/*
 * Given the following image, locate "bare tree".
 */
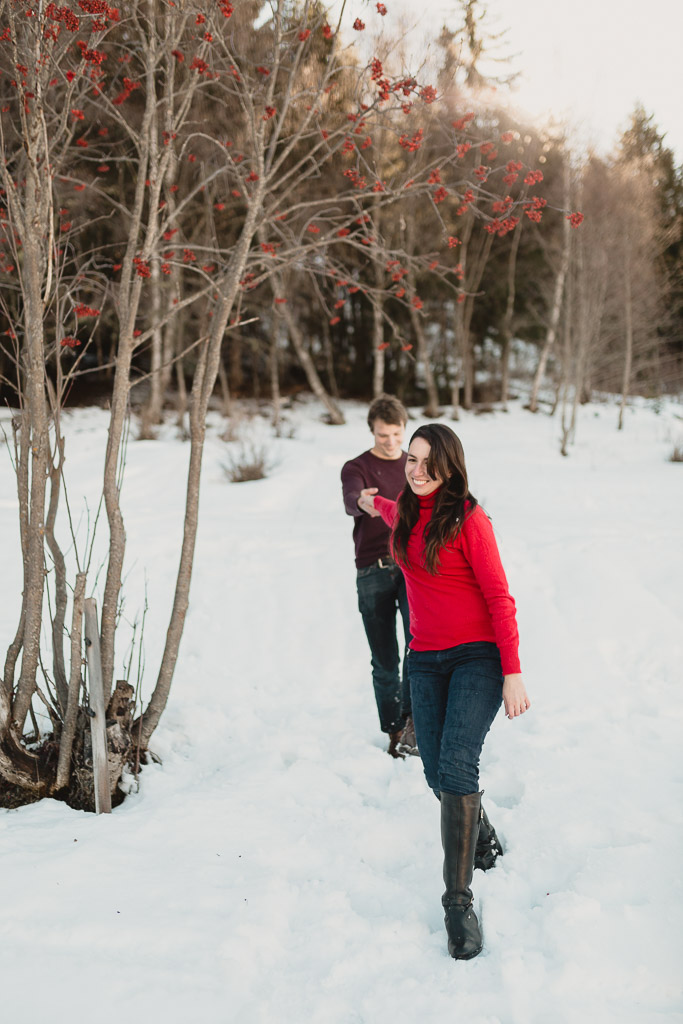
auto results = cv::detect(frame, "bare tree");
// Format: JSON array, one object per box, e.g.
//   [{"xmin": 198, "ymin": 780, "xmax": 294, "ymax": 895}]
[{"xmin": 529, "ymin": 158, "xmax": 572, "ymax": 413}]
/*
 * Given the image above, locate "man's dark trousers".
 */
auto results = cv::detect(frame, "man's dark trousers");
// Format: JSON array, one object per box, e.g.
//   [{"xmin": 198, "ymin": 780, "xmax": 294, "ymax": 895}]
[{"xmin": 356, "ymin": 558, "xmax": 412, "ymax": 734}]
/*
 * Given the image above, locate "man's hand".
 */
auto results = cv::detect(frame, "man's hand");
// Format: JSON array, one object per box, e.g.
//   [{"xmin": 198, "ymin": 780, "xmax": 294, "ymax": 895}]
[
  {"xmin": 358, "ymin": 487, "xmax": 380, "ymax": 517},
  {"xmin": 502, "ymin": 674, "xmax": 531, "ymax": 719}
]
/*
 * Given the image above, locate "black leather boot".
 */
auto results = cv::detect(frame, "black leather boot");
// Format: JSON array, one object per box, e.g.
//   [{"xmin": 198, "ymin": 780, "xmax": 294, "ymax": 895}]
[
  {"xmin": 475, "ymin": 804, "xmax": 504, "ymax": 871},
  {"xmin": 441, "ymin": 790, "xmax": 483, "ymax": 960}
]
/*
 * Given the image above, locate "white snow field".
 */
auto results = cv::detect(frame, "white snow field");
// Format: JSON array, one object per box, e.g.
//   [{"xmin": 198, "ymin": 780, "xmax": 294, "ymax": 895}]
[{"xmin": 0, "ymin": 396, "xmax": 682, "ymax": 1024}]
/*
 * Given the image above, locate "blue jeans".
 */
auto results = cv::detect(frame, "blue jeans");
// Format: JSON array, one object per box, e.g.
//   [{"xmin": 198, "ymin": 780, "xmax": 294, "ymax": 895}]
[
  {"xmin": 407, "ymin": 642, "xmax": 503, "ymax": 796},
  {"xmin": 356, "ymin": 561, "xmax": 412, "ymax": 734}
]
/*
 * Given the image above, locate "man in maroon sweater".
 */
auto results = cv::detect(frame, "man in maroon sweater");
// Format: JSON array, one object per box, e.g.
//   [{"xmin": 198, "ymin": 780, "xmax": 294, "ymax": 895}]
[{"xmin": 340, "ymin": 395, "xmax": 417, "ymax": 758}]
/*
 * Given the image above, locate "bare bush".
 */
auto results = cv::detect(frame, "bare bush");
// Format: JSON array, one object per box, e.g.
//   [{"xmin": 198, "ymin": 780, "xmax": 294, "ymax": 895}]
[{"xmin": 223, "ymin": 441, "xmax": 275, "ymax": 483}]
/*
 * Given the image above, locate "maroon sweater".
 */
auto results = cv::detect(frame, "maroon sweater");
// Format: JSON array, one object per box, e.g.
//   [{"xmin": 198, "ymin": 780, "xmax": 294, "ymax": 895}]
[
  {"xmin": 375, "ymin": 492, "xmax": 521, "ymax": 675},
  {"xmin": 341, "ymin": 450, "xmax": 407, "ymax": 568}
]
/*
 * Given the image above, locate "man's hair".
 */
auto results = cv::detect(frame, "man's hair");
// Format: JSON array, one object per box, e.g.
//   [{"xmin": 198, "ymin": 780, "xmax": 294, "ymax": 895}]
[{"xmin": 367, "ymin": 394, "xmax": 408, "ymax": 430}]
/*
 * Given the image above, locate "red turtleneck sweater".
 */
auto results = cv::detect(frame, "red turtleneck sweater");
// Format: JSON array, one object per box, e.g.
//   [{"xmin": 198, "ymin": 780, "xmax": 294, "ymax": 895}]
[{"xmin": 374, "ymin": 492, "xmax": 521, "ymax": 675}]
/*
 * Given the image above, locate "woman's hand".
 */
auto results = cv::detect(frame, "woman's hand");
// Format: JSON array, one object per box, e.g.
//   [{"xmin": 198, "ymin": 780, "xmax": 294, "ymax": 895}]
[
  {"xmin": 502, "ymin": 674, "xmax": 531, "ymax": 719},
  {"xmin": 358, "ymin": 487, "xmax": 381, "ymax": 517}
]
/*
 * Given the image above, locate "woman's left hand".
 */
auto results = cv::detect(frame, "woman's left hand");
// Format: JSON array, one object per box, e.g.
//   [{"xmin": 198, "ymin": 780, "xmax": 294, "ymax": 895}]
[{"xmin": 502, "ymin": 674, "xmax": 531, "ymax": 719}]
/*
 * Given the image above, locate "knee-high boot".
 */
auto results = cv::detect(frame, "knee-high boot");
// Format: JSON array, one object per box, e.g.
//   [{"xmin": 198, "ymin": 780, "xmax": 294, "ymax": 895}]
[{"xmin": 440, "ymin": 790, "xmax": 483, "ymax": 960}]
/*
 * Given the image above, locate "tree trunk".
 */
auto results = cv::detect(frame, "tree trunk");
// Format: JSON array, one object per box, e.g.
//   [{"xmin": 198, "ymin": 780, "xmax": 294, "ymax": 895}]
[
  {"xmin": 530, "ymin": 162, "xmax": 571, "ymax": 413},
  {"xmin": 404, "ymin": 210, "xmax": 440, "ymax": 414},
  {"xmin": 500, "ymin": 218, "xmax": 524, "ymax": 408},
  {"xmin": 275, "ymin": 287, "xmax": 345, "ymax": 424},
  {"xmin": 140, "ymin": 257, "xmax": 164, "ymax": 437},
  {"xmin": 371, "ymin": 193, "xmax": 386, "ymax": 397},
  {"xmin": 450, "ymin": 300, "xmax": 463, "ymax": 420},
  {"xmin": 55, "ymin": 572, "xmax": 87, "ymax": 791},
  {"xmin": 217, "ymin": 350, "xmax": 233, "ymax": 418},
  {"xmin": 371, "ymin": 294, "xmax": 386, "ymax": 399},
  {"xmin": 99, "ymin": 315, "xmax": 139, "ymax": 703},
  {"xmin": 271, "ymin": 314, "xmax": 282, "ymax": 432},
  {"xmin": 44, "ymin": 433, "xmax": 69, "ymax": 714},
  {"xmin": 3, "ymin": 413, "xmax": 30, "ymax": 713},
  {"xmin": 321, "ymin": 318, "xmax": 340, "ymax": 400},
  {"xmin": 100, "ymin": 19, "xmax": 168, "ymax": 702},
  {"xmin": 139, "ymin": 187, "xmax": 268, "ymax": 746},
  {"xmin": 618, "ymin": 248, "xmax": 633, "ymax": 431},
  {"xmin": 408, "ymin": 293, "xmax": 440, "ymax": 416},
  {"xmin": 11, "ymin": 249, "xmax": 51, "ymax": 731},
  {"xmin": 175, "ymin": 352, "xmax": 188, "ymax": 428},
  {"xmin": 528, "ymin": 240, "xmax": 569, "ymax": 413},
  {"xmin": 451, "ymin": 222, "xmax": 492, "ymax": 413},
  {"xmin": 3, "ymin": 60, "xmax": 54, "ymax": 735},
  {"xmin": 462, "ymin": 331, "xmax": 475, "ymax": 410},
  {"xmin": 559, "ymin": 242, "xmax": 575, "ymax": 455},
  {"xmin": 229, "ymin": 330, "xmax": 244, "ymax": 395}
]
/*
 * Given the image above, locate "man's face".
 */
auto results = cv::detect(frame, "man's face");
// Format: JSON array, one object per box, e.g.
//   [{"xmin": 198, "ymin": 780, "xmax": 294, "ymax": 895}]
[{"xmin": 370, "ymin": 418, "xmax": 405, "ymax": 460}]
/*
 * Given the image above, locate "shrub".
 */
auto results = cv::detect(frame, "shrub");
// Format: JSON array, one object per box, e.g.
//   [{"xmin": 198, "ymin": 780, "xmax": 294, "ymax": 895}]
[{"xmin": 223, "ymin": 441, "xmax": 274, "ymax": 482}]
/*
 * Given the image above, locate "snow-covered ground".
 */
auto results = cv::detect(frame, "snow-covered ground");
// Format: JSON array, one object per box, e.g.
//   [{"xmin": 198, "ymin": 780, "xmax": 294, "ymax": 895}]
[{"xmin": 1, "ymin": 396, "xmax": 682, "ymax": 1024}]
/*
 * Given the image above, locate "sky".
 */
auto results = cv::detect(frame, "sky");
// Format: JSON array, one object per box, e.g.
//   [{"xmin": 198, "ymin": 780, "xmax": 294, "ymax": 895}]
[{"xmin": 354, "ymin": 0, "xmax": 683, "ymax": 161}]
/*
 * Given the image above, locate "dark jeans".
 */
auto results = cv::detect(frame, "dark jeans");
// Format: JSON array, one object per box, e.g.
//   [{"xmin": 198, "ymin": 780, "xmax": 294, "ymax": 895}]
[
  {"xmin": 407, "ymin": 642, "xmax": 503, "ymax": 796},
  {"xmin": 356, "ymin": 561, "xmax": 412, "ymax": 734}
]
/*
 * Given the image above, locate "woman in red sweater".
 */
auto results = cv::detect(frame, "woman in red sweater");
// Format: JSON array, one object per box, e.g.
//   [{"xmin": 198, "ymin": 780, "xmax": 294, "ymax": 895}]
[{"xmin": 359, "ymin": 423, "xmax": 530, "ymax": 961}]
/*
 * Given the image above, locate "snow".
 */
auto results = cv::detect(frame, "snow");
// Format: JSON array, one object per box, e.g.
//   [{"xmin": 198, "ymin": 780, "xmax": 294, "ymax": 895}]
[{"xmin": 1, "ymin": 396, "xmax": 682, "ymax": 1023}]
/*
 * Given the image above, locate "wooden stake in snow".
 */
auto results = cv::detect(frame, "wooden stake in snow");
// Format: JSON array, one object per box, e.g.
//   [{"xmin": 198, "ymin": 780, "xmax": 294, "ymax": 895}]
[{"xmin": 83, "ymin": 599, "xmax": 112, "ymax": 815}]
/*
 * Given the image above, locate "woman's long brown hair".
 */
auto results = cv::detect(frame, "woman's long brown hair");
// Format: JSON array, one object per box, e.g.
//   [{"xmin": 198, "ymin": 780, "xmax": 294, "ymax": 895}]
[{"xmin": 392, "ymin": 424, "xmax": 478, "ymax": 574}]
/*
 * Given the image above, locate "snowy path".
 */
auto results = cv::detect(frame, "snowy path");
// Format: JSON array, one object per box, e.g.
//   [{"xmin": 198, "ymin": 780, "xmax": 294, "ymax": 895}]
[{"xmin": 1, "ymin": 399, "xmax": 681, "ymax": 1023}]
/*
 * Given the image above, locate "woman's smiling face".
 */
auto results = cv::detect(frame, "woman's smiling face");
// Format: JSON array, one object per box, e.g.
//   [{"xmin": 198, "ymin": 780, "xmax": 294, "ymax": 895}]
[{"xmin": 405, "ymin": 436, "xmax": 443, "ymax": 496}]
